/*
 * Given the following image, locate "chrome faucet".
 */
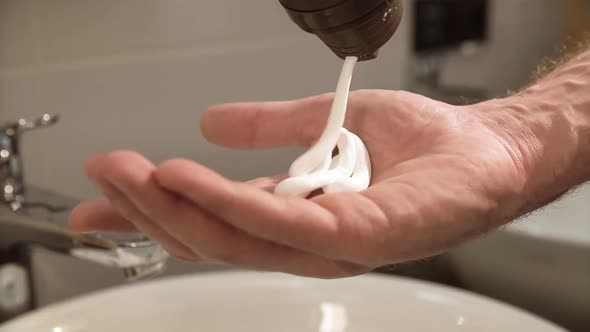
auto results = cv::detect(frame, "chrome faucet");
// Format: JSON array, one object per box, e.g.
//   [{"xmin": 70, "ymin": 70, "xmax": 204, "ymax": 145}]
[
  {"xmin": 1, "ymin": 114, "xmax": 59, "ymax": 211},
  {"xmin": 0, "ymin": 113, "xmax": 168, "ymax": 289}
]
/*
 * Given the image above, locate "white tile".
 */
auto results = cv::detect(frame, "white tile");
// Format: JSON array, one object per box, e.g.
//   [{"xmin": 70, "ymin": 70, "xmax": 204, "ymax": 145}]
[
  {"xmin": 1, "ymin": 0, "xmax": 408, "ymax": 199},
  {"xmin": 28, "ymin": 0, "xmax": 308, "ymax": 64},
  {"xmin": 0, "ymin": 72, "xmax": 52, "ymax": 196},
  {"xmin": 0, "ymin": 73, "xmax": 43, "ymax": 122},
  {"xmin": 0, "ymin": 0, "xmax": 35, "ymax": 69},
  {"xmin": 15, "ymin": 41, "xmax": 404, "ymax": 199}
]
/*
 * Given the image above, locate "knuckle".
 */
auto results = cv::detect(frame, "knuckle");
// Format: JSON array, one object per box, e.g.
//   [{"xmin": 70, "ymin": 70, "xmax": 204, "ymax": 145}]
[
  {"xmin": 350, "ymin": 89, "xmax": 373, "ymax": 98},
  {"xmin": 157, "ymin": 158, "xmax": 189, "ymax": 174},
  {"xmin": 104, "ymin": 151, "xmax": 152, "ymax": 192},
  {"xmin": 107, "ymin": 151, "xmax": 140, "ymax": 176}
]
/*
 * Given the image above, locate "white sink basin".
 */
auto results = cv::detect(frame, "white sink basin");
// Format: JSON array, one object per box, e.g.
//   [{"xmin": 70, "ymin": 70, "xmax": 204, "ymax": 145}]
[
  {"xmin": 0, "ymin": 271, "xmax": 565, "ymax": 332},
  {"xmin": 449, "ymin": 184, "xmax": 590, "ymax": 331},
  {"xmin": 505, "ymin": 184, "xmax": 590, "ymax": 248}
]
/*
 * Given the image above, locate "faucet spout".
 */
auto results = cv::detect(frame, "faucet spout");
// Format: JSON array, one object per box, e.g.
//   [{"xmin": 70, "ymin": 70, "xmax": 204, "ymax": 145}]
[
  {"xmin": 0, "ymin": 213, "xmax": 168, "ymax": 281},
  {"xmin": 1, "ymin": 114, "xmax": 168, "ymax": 281},
  {"xmin": 1, "ymin": 114, "xmax": 61, "ymax": 211}
]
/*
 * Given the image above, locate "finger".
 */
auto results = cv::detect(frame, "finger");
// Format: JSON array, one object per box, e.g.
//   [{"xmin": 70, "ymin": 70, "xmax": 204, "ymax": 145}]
[
  {"xmin": 99, "ymin": 180, "xmax": 201, "ymax": 262},
  {"xmin": 154, "ymin": 159, "xmax": 374, "ymax": 263},
  {"xmin": 201, "ymin": 93, "xmax": 334, "ymax": 149},
  {"xmin": 87, "ymin": 153, "xmax": 201, "ymax": 262},
  {"xmin": 69, "ymin": 198, "xmax": 138, "ymax": 232},
  {"xmin": 103, "ymin": 154, "xmax": 367, "ymax": 278},
  {"xmin": 360, "ymin": 176, "xmax": 494, "ymax": 262},
  {"xmin": 246, "ymin": 174, "xmax": 287, "ymax": 193}
]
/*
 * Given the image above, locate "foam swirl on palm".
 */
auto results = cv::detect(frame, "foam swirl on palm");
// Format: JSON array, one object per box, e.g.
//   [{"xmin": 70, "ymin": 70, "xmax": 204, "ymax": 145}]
[{"xmin": 275, "ymin": 57, "xmax": 372, "ymax": 198}]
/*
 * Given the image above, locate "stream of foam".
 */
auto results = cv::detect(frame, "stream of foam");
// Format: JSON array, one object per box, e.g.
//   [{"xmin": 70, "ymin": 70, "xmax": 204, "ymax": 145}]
[{"xmin": 275, "ymin": 57, "xmax": 372, "ymax": 197}]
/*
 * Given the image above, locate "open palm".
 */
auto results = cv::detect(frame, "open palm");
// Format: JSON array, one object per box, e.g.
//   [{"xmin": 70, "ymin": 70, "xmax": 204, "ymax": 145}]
[{"xmin": 70, "ymin": 90, "xmax": 526, "ymax": 278}]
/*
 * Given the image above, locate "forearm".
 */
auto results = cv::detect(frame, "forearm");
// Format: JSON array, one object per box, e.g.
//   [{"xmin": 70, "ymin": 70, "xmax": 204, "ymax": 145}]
[{"xmin": 479, "ymin": 49, "xmax": 590, "ymax": 217}]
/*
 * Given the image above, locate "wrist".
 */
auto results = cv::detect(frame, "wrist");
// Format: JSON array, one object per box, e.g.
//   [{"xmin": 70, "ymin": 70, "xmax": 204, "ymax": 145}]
[{"xmin": 472, "ymin": 90, "xmax": 585, "ymax": 216}]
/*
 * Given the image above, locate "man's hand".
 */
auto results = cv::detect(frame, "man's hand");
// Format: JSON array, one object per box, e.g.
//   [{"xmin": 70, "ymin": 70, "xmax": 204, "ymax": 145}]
[{"xmin": 69, "ymin": 89, "xmax": 543, "ymax": 278}]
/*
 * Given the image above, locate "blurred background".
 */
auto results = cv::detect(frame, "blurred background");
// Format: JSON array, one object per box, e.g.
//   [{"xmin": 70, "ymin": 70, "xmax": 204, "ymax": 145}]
[{"xmin": 0, "ymin": 0, "xmax": 589, "ymax": 331}]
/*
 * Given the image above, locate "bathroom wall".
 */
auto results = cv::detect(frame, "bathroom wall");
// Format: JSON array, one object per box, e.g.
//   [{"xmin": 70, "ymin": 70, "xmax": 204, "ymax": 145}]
[
  {"xmin": 407, "ymin": 0, "xmax": 566, "ymax": 96},
  {"xmin": 1, "ymin": 0, "xmax": 570, "ymax": 201},
  {"xmin": 0, "ymin": 0, "xmax": 411, "ymax": 200},
  {"xmin": 2, "ymin": 0, "xmax": 587, "ymax": 313},
  {"xmin": 0, "ymin": 0, "xmax": 410, "ymax": 305}
]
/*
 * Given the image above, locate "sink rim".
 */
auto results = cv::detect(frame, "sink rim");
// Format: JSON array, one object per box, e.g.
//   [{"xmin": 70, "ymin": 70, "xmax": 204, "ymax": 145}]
[
  {"xmin": 0, "ymin": 270, "xmax": 567, "ymax": 332},
  {"xmin": 504, "ymin": 221, "xmax": 590, "ymax": 249},
  {"xmin": 501, "ymin": 184, "xmax": 590, "ymax": 249}
]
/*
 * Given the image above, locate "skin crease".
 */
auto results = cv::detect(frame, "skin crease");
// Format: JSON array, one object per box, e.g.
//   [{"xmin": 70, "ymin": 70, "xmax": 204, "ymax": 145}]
[{"xmin": 69, "ymin": 49, "xmax": 590, "ymax": 279}]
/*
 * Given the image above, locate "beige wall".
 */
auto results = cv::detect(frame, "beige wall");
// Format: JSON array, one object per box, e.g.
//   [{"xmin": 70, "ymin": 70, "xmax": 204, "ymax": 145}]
[
  {"xmin": 2, "ymin": 0, "xmax": 588, "ymax": 308},
  {"xmin": 0, "ymin": 0, "xmax": 410, "ymax": 200},
  {"xmin": 563, "ymin": 0, "xmax": 590, "ymax": 49},
  {"xmin": 0, "ymin": 0, "xmax": 573, "ymax": 202}
]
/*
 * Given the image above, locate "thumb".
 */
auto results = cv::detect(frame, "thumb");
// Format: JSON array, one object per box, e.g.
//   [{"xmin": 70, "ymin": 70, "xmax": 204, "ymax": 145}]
[{"xmin": 200, "ymin": 93, "xmax": 334, "ymax": 149}]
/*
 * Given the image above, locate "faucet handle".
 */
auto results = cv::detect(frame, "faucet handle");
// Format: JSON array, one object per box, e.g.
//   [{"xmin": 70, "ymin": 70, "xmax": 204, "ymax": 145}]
[
  {"xmin": 0, "ymin": 114, "xmax": 59, "ymax": 136},
  {"xmin": 1, "ymin": 114, "xmax": 60, "ymax": 209}
]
